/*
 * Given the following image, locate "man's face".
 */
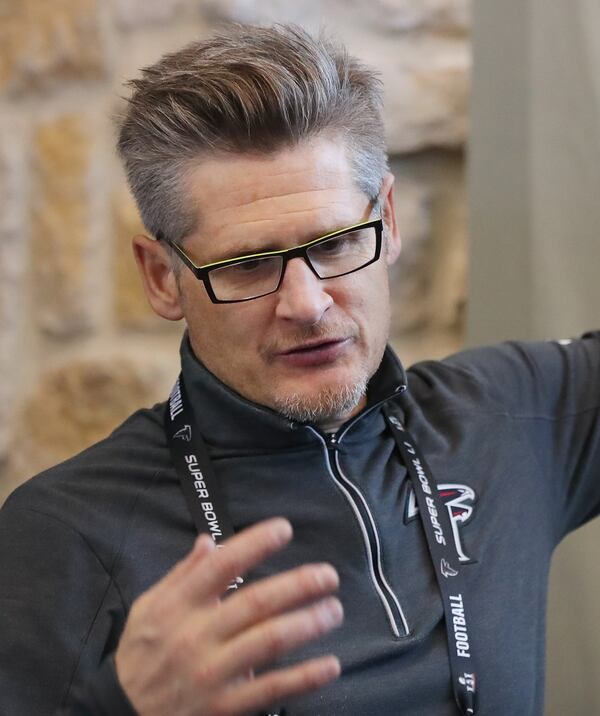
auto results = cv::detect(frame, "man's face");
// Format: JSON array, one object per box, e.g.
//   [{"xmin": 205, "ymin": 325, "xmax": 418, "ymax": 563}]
[{"xmin": 175, "ymin": 136, "xmax": 400, "ymax": 423}]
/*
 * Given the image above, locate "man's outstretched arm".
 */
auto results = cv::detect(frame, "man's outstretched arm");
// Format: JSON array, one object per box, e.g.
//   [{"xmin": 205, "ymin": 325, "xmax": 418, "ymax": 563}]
[{"xmin": 114, "ymin": 518, "xmax": 343, "ymax": 715}]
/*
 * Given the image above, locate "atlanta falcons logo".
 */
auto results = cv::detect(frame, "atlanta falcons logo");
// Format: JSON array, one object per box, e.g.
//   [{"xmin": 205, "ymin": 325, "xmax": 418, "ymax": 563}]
[
  {"xmin": 404, "ymin": 483, "xmax": 477, "ymax": 563},
  {"xmin": 174, "ymin": 425, "xmax": 192, "ymax": 442}
]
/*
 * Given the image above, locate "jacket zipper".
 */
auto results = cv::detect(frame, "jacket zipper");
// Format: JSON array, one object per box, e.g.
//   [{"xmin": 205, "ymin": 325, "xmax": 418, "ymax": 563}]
[{"xmin": 307, "ymin": 427, "xmax": 410, "ymax": 638}]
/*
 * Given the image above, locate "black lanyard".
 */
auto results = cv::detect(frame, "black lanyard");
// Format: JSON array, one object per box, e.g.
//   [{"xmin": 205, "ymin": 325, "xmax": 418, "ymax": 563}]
[
  {"xmin": 165, "ymin": 375, "xmax": 477, "ymax": 715},
  {"xmin": 166, "ymin": 377, "xmax": 240, "ymax": 592},
  {"xmin": 383, "ymin": 405, "xmax": 477, "ymax": 716}
]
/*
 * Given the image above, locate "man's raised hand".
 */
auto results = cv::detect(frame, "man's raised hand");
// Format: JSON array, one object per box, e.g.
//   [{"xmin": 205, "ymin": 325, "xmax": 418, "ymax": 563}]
[{"xmin": 115, "ymin": 518, "xmax": 343, "ymax": 715}]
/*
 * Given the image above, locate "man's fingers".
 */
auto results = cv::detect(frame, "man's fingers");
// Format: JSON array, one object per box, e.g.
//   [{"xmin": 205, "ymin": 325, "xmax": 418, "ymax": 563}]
[
  {"xmin": 212, "ymin": 656, "xmax": 341, "ymax": 716},
  {"xmin": 198, "ymin": 518, "xmax": 294, "ymax": 599},
  {"xmin": 159, "ymin": 533, "xmax": 216, "ymax": 590},
  {"xmin": 155, "ymin": 518, "xmax": 292, "ymax": 604},
  {"xmin": 212, "ymin": 596, "xmax": 344, "ymax": 684},
  {"xmin": 216, "ymin": 563, "xmax": 339, "ymax": 639}
]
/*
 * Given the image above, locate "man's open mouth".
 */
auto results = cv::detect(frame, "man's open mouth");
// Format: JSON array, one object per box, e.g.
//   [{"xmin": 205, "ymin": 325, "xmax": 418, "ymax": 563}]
[
  {"xmin": 277, "ymin": 338, "xmax": 351, "ymax": 367},
  {"xmin": 282, "ymin": 339, "xmax": 345, "ymax": 355}
]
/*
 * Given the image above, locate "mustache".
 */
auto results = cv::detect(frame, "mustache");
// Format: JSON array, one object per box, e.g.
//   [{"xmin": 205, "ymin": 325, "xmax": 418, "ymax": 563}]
[{"xmin": 263, "ymin": 322, "xmax": 359, "ymax": 356}]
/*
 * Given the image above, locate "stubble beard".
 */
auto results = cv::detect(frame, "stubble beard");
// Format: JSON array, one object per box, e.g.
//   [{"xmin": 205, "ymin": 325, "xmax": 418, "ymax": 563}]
[
  {"xmin": 265, "ymin": 320, "xmax": 382, "ymax": 425},
  {"xmin": 272, "ymin": 366, "xmax": 369, "ymax": 425}
]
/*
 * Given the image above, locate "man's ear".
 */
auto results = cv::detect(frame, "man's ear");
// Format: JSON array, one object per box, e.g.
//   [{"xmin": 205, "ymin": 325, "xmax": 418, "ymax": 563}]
[
  {"xmin": 132, "ymin": 235, "xmax": 184, "ymax": 321},
  {"xmin": 379, "ymin": 172, "xmax": 402, "ymax": 266}
]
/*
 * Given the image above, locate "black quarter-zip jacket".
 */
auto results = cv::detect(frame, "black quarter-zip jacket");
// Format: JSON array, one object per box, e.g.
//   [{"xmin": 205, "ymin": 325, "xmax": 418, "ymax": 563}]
[{"xmin": 1, "ymin": 333, "xmax": 600, "ymax": 715}]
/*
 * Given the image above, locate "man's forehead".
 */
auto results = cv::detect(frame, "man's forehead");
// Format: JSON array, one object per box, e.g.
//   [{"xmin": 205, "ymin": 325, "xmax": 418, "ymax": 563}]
[
  {"xmin": 185, "ymin": 138, "xmax": 357, "ymax": 213},
  {"xmin": 182, "ymin": 137, "xmax": 366, "ymax": 252}
]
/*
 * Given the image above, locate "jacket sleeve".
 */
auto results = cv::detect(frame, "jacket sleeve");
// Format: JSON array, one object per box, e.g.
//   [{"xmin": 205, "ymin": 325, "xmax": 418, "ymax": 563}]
[
  {"xmin": 443, "ymin": 330, "xmax": 600, "ymax": 540},
  {"xmin": 0, "ymin": 504, "xmax": 137, "ymax": 715},
  {"xmin": 66, "ymin": 656, "xmax": 138, "ymax": 716}
]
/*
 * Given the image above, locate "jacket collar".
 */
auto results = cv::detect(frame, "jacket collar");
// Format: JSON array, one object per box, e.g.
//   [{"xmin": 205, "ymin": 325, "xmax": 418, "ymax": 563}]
[{"xmin": 180, "ymin": 333, "xmax": 407, "ymax": 454}]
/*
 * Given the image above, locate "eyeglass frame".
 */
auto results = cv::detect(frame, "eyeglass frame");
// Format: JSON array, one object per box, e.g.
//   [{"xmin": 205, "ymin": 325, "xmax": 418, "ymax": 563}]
[{"xmin": 155, "ymin": 216, "xmax": 384, "ymax": 304}]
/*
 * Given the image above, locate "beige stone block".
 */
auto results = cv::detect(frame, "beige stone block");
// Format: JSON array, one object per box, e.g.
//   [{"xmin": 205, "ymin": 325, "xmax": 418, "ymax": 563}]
[
  {"xmin": 200, "ymin": 0, "xmax": 470, "ymax": 34},
  {"xmin": 0, "ymin": 129, "xmax": 27, "ymax": 462},
  {"xmin": 31, "ymin": 114, "xmax": 94, "ymax": 336},
  {"xmin": 2, "ymin": 355, "xmax": 168, "ymax": 502},
  {"xmin": 389, "ymin": 177, "xmax": 433, "ymax": 332},
  {"xmin": 198, "ymin": 0, "xmax": 322, "ymax": 25},
  {"xmin": 113, "ymin": 190, "xmax": 166, "ymax": 330},
  {"xmin": 376, "ymin": 36, "xmax": 470, "ymax": 154},
  {"xmin": 370, "ymin": 0, "xmax": 471, "ymax": 33},
  {"xmin": 0, "ymin": 0, "xmax": 105, "ymax": 92},
  {"xmin": 426, "ymin": 179, "xmax": 467, "ymax": 330},
  {"xmin": 388, "ymin": 152, "xmax": 467, "ymax": 337},
  {"xmin": 391, "ymin": 329, "xmax": 464, "ymax": 368},
  {"xmin": 112, "ymin": 0, "xmax": 186, "ymax": 29}
]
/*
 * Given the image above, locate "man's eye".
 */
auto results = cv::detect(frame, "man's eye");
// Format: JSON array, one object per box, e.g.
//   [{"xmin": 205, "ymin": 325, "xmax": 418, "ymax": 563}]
[
  {"xmin": 313, "ymin": 237, "xmax": 348, "ymax": 255},
  {"xmin": 234, "ymin": 259, "xmax": 264, "ymax": 273}
]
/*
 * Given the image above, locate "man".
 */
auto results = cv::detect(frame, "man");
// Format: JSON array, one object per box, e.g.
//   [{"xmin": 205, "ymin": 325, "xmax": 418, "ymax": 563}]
[{"xmin": 0, "ymin": 23, "xmax": 599, "ymax": 716}]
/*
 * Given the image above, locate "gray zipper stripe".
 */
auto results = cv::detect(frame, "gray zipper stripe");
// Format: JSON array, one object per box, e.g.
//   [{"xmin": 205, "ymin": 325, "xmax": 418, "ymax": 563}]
[
  {"xmin": 334, "ymin": 451, "xmax": 410, "ymax": 636},
  {"xmin": 308, "ymin": 428, "xmax": 407, "ymax": 638}
]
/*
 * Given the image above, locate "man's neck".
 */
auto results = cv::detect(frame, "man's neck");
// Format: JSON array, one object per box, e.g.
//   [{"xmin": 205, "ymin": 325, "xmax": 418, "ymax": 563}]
[{"xmin": 317, "ymin": 395, "xmax": 367, "ymax": 434}]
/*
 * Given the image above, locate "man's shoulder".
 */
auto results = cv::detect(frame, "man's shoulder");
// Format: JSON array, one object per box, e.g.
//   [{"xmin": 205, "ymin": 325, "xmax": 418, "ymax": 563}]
[
  {"xmin": 2, "ymin": 402, "xmax": 171, "ymax": 539},
  {"xmin": 405, "ymin": 332, "xmax": 600, "ymax": 417},
  {"xmin": 405, "ymin": 342, "xmax": 511, "ymax": 413}
]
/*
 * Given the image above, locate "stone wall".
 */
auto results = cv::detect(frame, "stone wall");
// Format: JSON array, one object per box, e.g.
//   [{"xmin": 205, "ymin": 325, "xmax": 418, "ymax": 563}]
[{"xmin": 0, "ymin": 0, "xmax": 471, "ymax": 502}]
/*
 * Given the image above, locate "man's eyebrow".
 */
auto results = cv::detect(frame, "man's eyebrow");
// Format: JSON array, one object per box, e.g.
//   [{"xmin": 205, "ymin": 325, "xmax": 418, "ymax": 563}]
[
  {"xmin": 205, "ymin": 219, "xmax": 365, "ymax": 265},
  {"xmin": 206, "ymin": 242, "xmax": 284, "ymax": 264},
  {"xmin": 204, "ymin": 233, "xmax": 313, "ymax": 264}
]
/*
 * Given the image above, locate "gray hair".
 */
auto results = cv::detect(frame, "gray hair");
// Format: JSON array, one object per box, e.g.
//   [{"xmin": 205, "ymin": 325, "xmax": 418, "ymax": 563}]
[{"xmin": 115, "ymin": 24, "xmax": 389, "ymax": 245}]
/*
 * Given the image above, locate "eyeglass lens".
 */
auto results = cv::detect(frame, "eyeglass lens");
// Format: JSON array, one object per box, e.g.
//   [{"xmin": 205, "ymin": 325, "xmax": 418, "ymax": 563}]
[{"xmin": 208, "ymin": 225, "xmax": 377, "ymax": 301}]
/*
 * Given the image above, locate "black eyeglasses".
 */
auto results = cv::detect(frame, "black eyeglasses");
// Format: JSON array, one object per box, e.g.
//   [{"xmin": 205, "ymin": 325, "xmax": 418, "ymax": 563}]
[{"xmin": 156, "ymin": 217, "xmax": 383, "ymax": 304}]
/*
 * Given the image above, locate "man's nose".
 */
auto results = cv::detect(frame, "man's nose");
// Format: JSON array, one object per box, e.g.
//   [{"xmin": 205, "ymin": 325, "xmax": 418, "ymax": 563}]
[{"xmin": 274, "ymin": 257, "xmax": 333, "ymax": 324}]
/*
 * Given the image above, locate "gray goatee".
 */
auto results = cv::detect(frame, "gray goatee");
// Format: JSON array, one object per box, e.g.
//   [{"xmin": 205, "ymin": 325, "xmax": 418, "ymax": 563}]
[{"xmin": 273, "ymin": 377, "xmax": 368, "ymax": 425}]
